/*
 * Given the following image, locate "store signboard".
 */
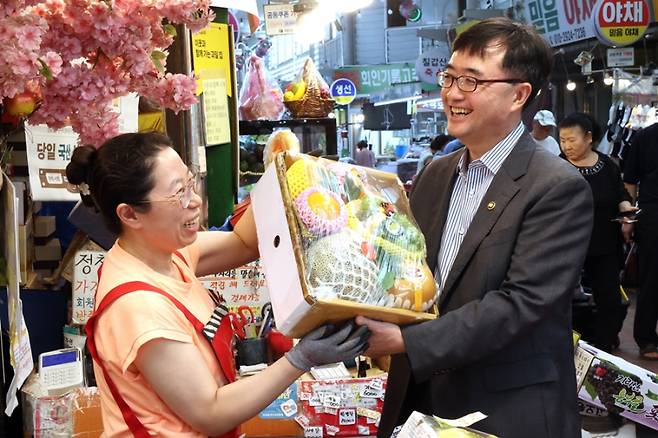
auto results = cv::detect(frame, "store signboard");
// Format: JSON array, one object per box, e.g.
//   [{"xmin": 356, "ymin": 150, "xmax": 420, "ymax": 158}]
[
  {"xmin": 521, "ymin": 0, "xmax": 597, "ymax": 47},
  {"xmin": 594, "ymin": 0, "xmax": 650, "ymax": 46},
  {"xmin": 607, "ymin": 47, "xmax": 635, "ymax": 66},
  {"xmin": 332, "ymin": 64, "xmax": 419, "ymax": 96},
  {"xmin": 263, "ymin": 4, "xmax": 298, "ymax": 36},
  {"xmin": 330, "ymin": 78, "xmax": 357, "ymax": 105},
  {"xmin": 415, "ymin": 44, "xmax": 450, "ymax": 85},
  {"xmin": 72, "ymin": 250, "xmax": 105, "ymax": 324}
]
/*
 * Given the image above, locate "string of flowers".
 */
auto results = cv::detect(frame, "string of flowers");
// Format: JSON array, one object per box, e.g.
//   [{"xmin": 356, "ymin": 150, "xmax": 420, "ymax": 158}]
[{"xmin": 0, "ymin": 0, "xmax": 213, "ymax": 150}]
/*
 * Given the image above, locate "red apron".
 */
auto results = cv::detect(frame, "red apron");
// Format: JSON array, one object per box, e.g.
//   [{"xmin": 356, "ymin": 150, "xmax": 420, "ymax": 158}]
[{"xmin": 86, "ymin": 252, "xmax": 239, "ymax": 438}]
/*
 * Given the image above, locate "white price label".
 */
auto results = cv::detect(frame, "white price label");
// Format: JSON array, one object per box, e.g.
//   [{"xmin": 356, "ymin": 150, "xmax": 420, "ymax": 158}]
[{"xmin": 339, "ymin": 408, "xmax": 356, "ymax": 425}]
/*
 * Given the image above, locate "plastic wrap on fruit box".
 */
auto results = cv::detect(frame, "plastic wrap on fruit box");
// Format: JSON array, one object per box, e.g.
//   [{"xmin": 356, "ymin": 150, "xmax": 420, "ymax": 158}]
[
  {"xmin": 239, "ymin": 55, "xmax": 285, "ymax": 121},
  {"xmin": 297, "ymin": 375, "xmax": 387, "ymax": 436},
  {"xmin": 284, "ymin": 153, "xmax": 437, "ymax": 312},
  {"xmin": 396, "ymin": 411, "xmax": 497, "ymax": 438},
  {"xmin": 21, "ymin": 372, "xmax": 102, "ymax": 438}
]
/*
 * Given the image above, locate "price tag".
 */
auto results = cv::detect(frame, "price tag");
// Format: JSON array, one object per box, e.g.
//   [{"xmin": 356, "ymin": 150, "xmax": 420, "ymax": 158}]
[
  {"xmin": 339, "ymin": 408, "xmax": 356, "ymax": 425},
  {"xmin": 304, "ymin": 426, "xmax": 323, "ymax": 438}
]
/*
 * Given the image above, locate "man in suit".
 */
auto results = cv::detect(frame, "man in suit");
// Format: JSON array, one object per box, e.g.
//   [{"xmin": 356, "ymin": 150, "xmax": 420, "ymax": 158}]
[{"xmin": 356, "ymin": 18, "xmax": 593, "ymax": 437}]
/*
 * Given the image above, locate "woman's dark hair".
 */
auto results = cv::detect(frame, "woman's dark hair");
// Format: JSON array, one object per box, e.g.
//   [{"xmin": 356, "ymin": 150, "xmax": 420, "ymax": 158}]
[
  {"xmin": 452, "ymin": 17, "xmax": 553, "ymax": 110},
  {"xmin": 558, "ymin": 112, "xmax": 602, "ymax": 144},
  {"xmin": 66, "ymin": 132, "xmax": 174, "ymax": 234},
  {"xmin": 357, "ymin": 140, "xmax": 368, "ymax": 150}
]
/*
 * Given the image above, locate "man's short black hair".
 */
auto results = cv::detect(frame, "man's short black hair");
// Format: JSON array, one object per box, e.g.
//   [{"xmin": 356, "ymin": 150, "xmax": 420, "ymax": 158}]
[{"xmin": 452, "ymin": 17, "xmax": 553, "ymax": 110}]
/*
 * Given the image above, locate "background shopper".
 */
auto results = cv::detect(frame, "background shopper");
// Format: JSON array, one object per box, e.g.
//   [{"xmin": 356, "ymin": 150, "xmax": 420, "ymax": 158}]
[
  {"xmin": 355, "ymin": 139, "xmax": 375, "ymax": 167},
  {"xmin": 531, "ymin": 109, "xmax": 561, "ymax": 155},
  {"xmin": 559, "ymin": 112, "xmax": 635, "ymax": 352},
  {"xmin": 623, "ymin": 122, "xmax": 658, "ymax": 359}
]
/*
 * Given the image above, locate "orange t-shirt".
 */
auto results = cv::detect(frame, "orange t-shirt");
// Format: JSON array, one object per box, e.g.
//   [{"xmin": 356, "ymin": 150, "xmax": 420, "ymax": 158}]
[{"xmin": 93, "ymin": 242, "xmax": 226, "ymax": 437}]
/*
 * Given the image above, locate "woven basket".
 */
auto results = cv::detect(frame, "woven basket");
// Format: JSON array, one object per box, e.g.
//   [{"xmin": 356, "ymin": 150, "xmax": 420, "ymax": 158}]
[{"xmin": 284, "ymin": 59, "xmax": 335, "ymax": 118}]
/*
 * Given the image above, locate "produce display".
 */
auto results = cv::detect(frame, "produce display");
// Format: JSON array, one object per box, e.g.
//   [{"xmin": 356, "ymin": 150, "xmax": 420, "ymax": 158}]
[
  {"xmin": 283, "ymin": 153, "xmax": 437, "ymax": 312},
  {"xmin": 238, "ymin": 55, "xmax": 284, "ymax": 121}
]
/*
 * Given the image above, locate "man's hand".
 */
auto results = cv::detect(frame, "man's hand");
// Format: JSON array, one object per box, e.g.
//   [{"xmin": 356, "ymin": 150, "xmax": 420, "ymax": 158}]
[
  {"xmin": 622, "ymin": 222, "xmax": 635, "ymax": 244},
  {"xmin": 355, "ymin": 316, "xmax": 405, "ymax": 357}
]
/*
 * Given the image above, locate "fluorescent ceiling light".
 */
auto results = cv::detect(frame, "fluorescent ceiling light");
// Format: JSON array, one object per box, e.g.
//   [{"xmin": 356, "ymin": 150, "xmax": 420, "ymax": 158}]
[{"xmin": 373, "ymin": 95, "xmax": 421, "ymax": 106}]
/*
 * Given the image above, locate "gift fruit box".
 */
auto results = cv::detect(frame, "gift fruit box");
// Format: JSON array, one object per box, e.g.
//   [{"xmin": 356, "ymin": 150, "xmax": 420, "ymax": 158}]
[{"xmin": 251, "ymin": 152, "xmax": 437, "ymax": 337}]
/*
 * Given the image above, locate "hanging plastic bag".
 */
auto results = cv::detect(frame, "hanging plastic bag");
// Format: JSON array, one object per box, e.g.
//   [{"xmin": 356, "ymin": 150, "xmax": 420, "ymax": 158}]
[{"xmin": 238, "ymin": 55, "xmax": 284, "ymax": 121}]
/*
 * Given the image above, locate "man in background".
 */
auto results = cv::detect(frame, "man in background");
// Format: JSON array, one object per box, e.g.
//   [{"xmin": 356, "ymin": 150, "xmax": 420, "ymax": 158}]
[
  {"xmin": 623, "ymin": 122, "xmax": 658, "ymax": 359},
  {"xmin": 531, "ymin": 109, "xmax": 560, "ymax": 155}
]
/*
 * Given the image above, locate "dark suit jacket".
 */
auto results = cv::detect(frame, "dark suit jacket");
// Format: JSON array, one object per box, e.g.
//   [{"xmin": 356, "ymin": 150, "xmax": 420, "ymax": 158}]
[{"xmin": 378, "ymin": 133, "xmax": 593, "ymax": 438}]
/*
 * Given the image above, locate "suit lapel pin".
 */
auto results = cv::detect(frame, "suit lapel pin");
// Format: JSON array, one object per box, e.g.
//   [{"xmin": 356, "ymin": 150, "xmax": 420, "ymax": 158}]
[{"xmin": 487, "ymin": 201, "xmax": 496, "ymax": 210}]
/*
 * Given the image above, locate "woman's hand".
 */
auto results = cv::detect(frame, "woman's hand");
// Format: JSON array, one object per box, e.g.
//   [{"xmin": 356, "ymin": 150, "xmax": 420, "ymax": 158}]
[{"xmin": 285, "ymin": 321, "xmax": 370, "ymax": 371}]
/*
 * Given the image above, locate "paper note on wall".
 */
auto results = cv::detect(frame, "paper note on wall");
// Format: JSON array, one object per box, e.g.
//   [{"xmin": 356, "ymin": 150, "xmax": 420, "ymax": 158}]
[
  {"xmin": 199, "ymin": 260, "xmax": 270, "ymax": 319},
  {"xmin": 201, "ymin": 78, "xmax": 231, "ymax": 145}
]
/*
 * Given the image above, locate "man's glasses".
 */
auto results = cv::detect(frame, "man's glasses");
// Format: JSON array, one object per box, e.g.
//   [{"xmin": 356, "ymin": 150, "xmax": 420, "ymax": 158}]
[
  {"xmin": 135, "ymin": 171, "xmax": 200, "ymax": 209},
  {"xmin": 437, "ymin": 72, "xmax": 525, "ymax": 93}
]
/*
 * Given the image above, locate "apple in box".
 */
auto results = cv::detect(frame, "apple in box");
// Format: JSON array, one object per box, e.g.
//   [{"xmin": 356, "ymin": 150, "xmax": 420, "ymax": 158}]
[{"xmin": 251, "ymin": 151, "xmax": 437, "ymax": 338}]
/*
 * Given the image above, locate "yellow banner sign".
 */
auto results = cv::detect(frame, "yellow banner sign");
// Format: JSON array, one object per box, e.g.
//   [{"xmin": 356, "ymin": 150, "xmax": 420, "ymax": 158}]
[{"xmin": 191, "ymin": 23, "xmax": 232, "ymax": 96}]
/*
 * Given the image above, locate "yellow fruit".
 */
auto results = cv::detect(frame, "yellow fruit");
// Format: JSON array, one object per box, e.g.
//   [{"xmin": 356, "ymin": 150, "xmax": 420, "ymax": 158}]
[{"xmin": 284, "ymin": 91, "xmax": 294, "ymax": 101}]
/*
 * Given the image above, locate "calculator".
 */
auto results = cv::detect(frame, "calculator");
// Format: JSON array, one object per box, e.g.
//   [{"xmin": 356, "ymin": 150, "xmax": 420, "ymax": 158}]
[{"xmin": 38, "ymin": 348, "xmax": 84, "ymax": 395}]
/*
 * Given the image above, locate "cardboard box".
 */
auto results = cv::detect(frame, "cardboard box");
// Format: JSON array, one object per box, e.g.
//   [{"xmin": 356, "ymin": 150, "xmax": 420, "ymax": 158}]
[
  {"xmin": 576, "ymin": 341, "xmax": 658, "ymax": 430},
  {"xmin": 34, "ymin": 215, "xmax": 56, "ymax": 238},
  {"xmin": 251, "ymin": 153, "xmax": 436, "ymax": 338},
  {"xmin": 21, "ymin": 372, "xmax": 102, "ymax": 438},
  {"xmin": 34, "ymin": 238, "xmax": 62, "ymax": 262}
]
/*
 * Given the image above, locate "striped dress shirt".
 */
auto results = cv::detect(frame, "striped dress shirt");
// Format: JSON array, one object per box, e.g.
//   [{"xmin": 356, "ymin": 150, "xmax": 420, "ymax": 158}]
[{"xmin": 436, "ymin": 122, "xmax": 525, "ymax": 295}]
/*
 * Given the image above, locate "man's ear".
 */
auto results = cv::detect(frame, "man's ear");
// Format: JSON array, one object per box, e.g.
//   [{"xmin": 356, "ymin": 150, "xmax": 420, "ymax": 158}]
[
  {"xmin": 513, "ymin": 82, "xmax": 534, "ymax": 111},
  {"xmin": 116, "ymin": 203, "xmax": 143, "ymax": 230}
]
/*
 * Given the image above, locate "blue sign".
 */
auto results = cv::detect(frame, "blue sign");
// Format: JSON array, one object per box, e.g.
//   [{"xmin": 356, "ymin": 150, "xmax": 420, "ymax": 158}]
[
  {"xmin": 259, "ymin": 383, "xmax": 297, "ymax": 419},
  {"xmin": 330, "ymin": 78, "xmax": 357, "ymax": 105}
]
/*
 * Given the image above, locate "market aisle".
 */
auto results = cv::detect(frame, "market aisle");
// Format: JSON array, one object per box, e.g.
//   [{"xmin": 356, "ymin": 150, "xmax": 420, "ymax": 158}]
[{"xmin": 615, "ymin": 291, "xmax": 658, "ymax": 374}]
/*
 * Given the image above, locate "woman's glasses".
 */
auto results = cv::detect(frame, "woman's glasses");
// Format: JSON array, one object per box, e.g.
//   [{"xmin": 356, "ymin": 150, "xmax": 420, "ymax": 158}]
[{"xmin": 135, "ymin": 171, "xmax": 200, "ymax": 209}]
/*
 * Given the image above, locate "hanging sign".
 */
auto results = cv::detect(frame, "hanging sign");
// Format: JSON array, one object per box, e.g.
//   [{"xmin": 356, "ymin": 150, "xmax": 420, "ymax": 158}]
[
  {"xmin": 415, "ymin": 45, "xmax": 450, "ymax": 85},
  {"xmin": 25, "ymin": 123, "xmax": 80, "ymax": 202},
  {"xmin": 330, "ymin": 78, "xmax": 357, "ymax": 105},
  {"xmin": 607, "ymin": 47, "xmax": 635, "ymax": 66},
  {"xmin": 594, "ymin": 0, "xmax": 650, "ymax": 46},
  {"xmin": 263, "ymin": 4, "xmax": 298, "ymax": 36},
  {"xmin": 191, "ymin": 23, "xmax": 232, "ymax": 96},
  {"xmin": 521, "ymin": 0, "xmax": 597, "ymax": 47}
]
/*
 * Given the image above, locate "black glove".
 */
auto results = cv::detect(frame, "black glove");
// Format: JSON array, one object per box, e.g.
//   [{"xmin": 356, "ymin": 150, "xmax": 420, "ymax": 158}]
[{"xmin": 285, "ymin": 321, "xmax": 370, "ymax": 372}]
